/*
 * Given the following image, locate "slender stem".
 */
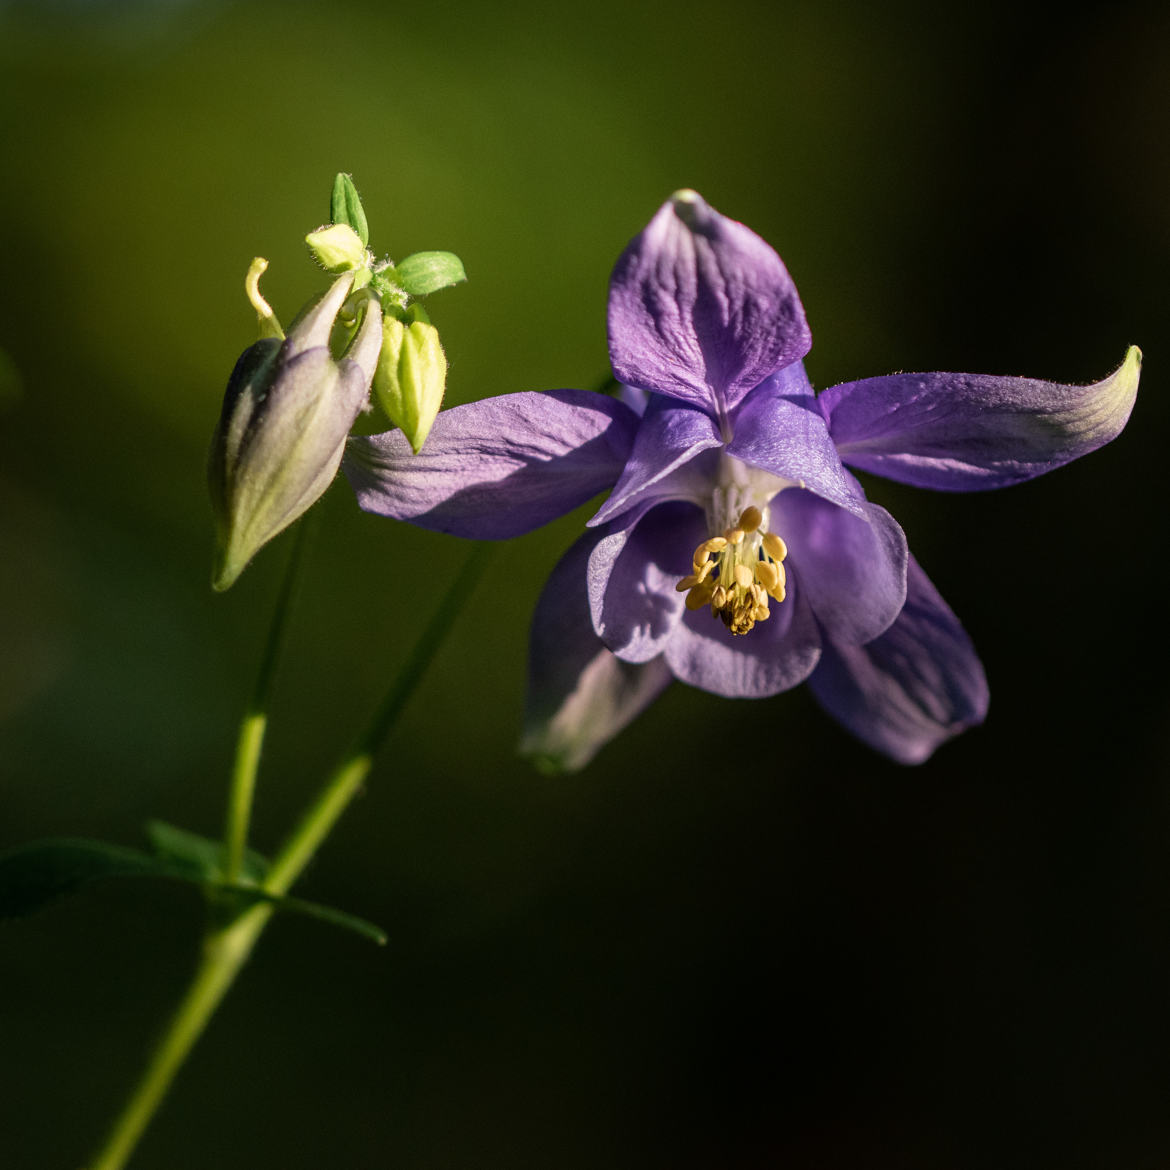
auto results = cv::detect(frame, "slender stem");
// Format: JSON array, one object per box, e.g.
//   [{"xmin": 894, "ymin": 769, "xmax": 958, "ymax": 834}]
[
  {"xmin": 223, "ymin": 521, "xmax": 310, "ymax": 884},
  {"xmin": 84, "ymin": 541, "xmax": 493, "ymax": 1170},
  {"xmin": 264, "ymin": 542, "xmax": 494, "ymax": 895},
  {"xmin": 87, "ymin": 904, "xmax": 273, "ymax": 1170}
]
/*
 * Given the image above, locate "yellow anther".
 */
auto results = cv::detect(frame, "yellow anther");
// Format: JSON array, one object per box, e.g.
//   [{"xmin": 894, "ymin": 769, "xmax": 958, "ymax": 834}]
[
  {"xmin": 676, "ymin": 509, "xmax": 790, "ymax": 636},
  {"xmin": 692, "ymin": 537, "xmax": 727, "ymax": 564},
  {"xmin": 738, "ymin": 506, "xmax": 762, "ymax": 533},
  {"xmin": 762, "ymin": 532, "xmax": 787, "ymax": 562},
  {"xmin": 685, "ymin": 580, "xmax": 716, "ymax": 610}
]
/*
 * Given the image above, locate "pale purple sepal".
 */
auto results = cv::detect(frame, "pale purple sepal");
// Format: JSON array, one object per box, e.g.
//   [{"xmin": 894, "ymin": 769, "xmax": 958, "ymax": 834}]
[
  {"xmin": 820, "ymin": 347, "xmax": 1142, "ymax": 491},
  {"xmin": 521, "ymin": 530, "xmax": 673, "ymax": 772},
  {"xmin": 607, "ymin": 190, "xmax": 811, "ymax": 419},
  {"xmin": 807, "ymin": 557, "xmax": 989, "ymax": 764},
  {"xmin": 343, "ymin": 389, "xmax": 639, "ymax": 539}
]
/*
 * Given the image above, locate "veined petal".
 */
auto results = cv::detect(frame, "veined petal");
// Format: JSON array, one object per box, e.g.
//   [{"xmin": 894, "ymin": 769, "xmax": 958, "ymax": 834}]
[
  {"xmin": 774, "ymin": 491, "xmax": 908, "ymax": 646},
  {"xmin": 807, "ymin": 556, "xmax": 989, "ymax": 764},
  {"xmin": 589, "ymin": 395, "xmax": 723, "ymax": 527},
  {"xmin": 521, "ymin": 530, "xmax": 673, "ymax": 773},
  {"xmin": 727, "ymin": 376, "xmax": 865, "ymax": 515},
  {"xmin": 663, "ymin": 566, "xmax": 822, "ymax": 698},
  {"xmin": 608, "ymin": 190, "xmax": 811, "ymax": 419},
  {"xmin": 820, "ymin": 347, "xmax": 1141, "ymax": 491},
  {"xmin": 588, "ymin": 501, "xmax": 703, "ymax": 663},
  {"xmin": 343, "ymin": 389, "xmax": 638, "ymax": 539}
]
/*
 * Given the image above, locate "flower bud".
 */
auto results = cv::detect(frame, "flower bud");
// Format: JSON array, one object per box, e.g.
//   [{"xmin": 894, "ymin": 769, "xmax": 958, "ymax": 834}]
[
  {"xmin": 372, "ymin": 306, "xmax": 448, "ymax": 454},
  {"xmin": 208, "ymin": 271, "xmax": 382, "ymax": 591},
  {"xmin": 305, "ymin": 223, "xmax": 369, "ymax": 273}
]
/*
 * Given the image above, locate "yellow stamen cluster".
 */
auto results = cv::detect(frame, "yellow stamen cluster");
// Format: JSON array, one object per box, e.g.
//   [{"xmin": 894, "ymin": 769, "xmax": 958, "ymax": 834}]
[{"xmin": 675, "ymin": 505, "xmax": 788, "ymax": 636}]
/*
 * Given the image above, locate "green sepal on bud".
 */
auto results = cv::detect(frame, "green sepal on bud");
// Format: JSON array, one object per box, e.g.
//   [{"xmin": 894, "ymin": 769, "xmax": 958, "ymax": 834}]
[
  {"xmin": 330, "ymin": 173, "xmax": 369, "ymax": 247},
  {"xmin": 306, "ymin": 223, "xmax": 369, "ymax": 273},
  {"xmin": 390, "ymin": 251, "xmax": 467, "ymax": 297},
  {"xmin": 373, "ymin": 305, "xmax": 448, "ymax": 454}
]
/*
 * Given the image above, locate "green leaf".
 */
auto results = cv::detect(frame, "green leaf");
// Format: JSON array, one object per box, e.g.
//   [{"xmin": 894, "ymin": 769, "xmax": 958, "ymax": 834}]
[
  {"xmin": 392, "ymin": 251, "xmax": 467, "ymax": 297},
  {"xmin": 146, "ymin": 820, "xmax": 270, "ymax": 883},
  {"xmin": 0, "ymin": 838, "xmax": 164, "ymax": 919},
  {"xmin": 330, "ymin": 173, "xmax": 369, "ymax": 247},
  {"xmin": 0, "ymin": 835, "xmax": 385, "ymax": 944},
  {"xmin": 246, "ymin": 891, "xmax": 387, "ymax": 945}
]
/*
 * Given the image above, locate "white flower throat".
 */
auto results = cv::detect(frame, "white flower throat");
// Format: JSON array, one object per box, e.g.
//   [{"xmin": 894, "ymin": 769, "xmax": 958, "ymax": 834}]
[{"xmin": 675, "ymin": 500, "xmax": 788, "ymax": 636}]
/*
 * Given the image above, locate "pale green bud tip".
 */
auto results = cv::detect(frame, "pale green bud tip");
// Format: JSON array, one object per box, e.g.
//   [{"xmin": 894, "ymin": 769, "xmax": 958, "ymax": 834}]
[
  {"xmin": 245, "ymin": 258, "xmax": 284, "ymax": 340},
  {"xmin": 372, "ymin": 309, "xmax": 448, "ymax": 453},
  {"xmin": 306, "ymin": 223, "xmax": 368, "ymax": 273}
]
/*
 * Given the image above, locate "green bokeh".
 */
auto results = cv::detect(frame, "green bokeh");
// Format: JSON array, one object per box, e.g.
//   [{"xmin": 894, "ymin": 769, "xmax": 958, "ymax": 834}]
[{"xmin": 1, "ymin": 1, "xmax": 1167, "ymax": 1167}]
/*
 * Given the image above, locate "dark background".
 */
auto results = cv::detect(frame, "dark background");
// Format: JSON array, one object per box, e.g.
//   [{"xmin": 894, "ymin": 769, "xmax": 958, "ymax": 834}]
[{"xmin": 1, "ymin": 0, "xmax": 1167, "ymax": 1167}]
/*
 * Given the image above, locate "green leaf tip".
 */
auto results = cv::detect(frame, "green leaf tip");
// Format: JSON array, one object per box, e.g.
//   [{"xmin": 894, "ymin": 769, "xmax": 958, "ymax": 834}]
[{"xmin": 331, "ymin": 173, "xmax": 369, "ymax": 247}]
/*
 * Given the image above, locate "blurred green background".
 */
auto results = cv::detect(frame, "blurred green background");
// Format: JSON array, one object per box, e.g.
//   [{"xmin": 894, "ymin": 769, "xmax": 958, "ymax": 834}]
[{"xmin": 1, "ymin": 0, "xmax": 1167, "ymax": 1166}]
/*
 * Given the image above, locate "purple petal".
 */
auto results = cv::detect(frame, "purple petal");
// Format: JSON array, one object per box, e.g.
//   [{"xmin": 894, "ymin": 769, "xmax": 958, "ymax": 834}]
[
  {"xmin": 589, "ymin": 395, "xmax": 723, "ymax": 527},
  {"xmin": 807, "ymin": 556, "xmax": 989, "ymax": 764},
  {"xmin": 819, "ymin": 347, "xmax": 1141, "ymax": 491},
  {"xmin": 587, "ymin": 501, "xmax": 703, "ymax": 663},
  {"xmin": 520, "ymin": 530, "xmax": 673, "ymax": 772},
  {"xmin": 607, "ymin": 190, "xmax": 811, "ymax": 420},
  {"xmin": 343, "ymin": 389, "xmax": 638, "ymax": 539},
  {"xmin": 727, "ymin": 374, "xmax": 865, "ymax": 515},
  {"xmin": 773, "ymin": 490, "xmax": 908, "ymax": 645},
  {"xmin": 663, "ymin": 569, "xmax": 822, "ymax": 698}
]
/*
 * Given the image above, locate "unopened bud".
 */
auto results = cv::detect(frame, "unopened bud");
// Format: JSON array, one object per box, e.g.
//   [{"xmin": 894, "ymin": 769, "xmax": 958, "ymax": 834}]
[
  {"xmin": 208, "ymin": 272, "xmax": 382, "ymax": 590},
  {"xmin": 372, "ymin": 306, "xmax": 448, "ymax": 454},
  {"xmin": 306, "ymin": 223, "xmax": 368, "ymax": 273}
]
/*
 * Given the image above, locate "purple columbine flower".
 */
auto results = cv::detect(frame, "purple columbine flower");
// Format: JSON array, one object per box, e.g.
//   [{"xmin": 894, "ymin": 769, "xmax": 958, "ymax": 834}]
[{"xmin": 343, "ymin": 191, "xmax": 1140, "ymax": 769}]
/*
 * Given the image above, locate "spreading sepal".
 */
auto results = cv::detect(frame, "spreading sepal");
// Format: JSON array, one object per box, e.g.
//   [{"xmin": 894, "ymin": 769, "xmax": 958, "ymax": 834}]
[{"xmin": 821, "ymin": 347, "xmax": 1142, "ymax": 491}]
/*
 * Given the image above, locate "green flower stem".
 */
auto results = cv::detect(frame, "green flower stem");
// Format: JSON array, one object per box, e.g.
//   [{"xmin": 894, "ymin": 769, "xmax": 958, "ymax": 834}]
[
  {"xmin": 87, "ymin": 904, "xmax": 274, "ymax": 1170},
  {"xmin": 86, "ymin": 542, "xmax": 494, "ymax": 1170},
  {"xmin": 265, "ymin": 542, "xmax": 495, "ymax": 895},
  {"xmin": 223, "ymin": 521, "xmax": 310, "ymax": 885}
]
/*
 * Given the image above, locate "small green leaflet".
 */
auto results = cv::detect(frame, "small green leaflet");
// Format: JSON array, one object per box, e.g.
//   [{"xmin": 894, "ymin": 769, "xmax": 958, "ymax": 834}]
[
  {"xmin": 0, "ymin": 832, "xmax": 386, "ymax": 945},
  {"xmin": 391, "ymin": 251, "xmax": 467, "ymax": 297}
]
